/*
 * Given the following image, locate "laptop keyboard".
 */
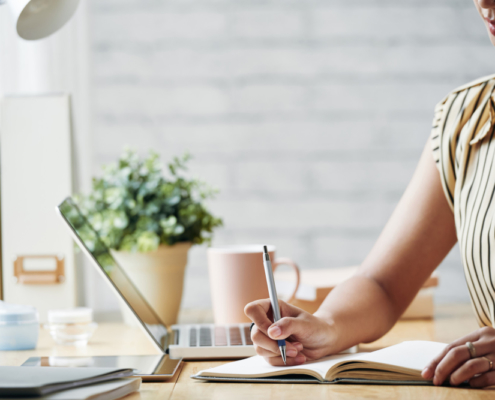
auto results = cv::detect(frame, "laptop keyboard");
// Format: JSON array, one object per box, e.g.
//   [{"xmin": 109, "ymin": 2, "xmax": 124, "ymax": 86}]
[
  {"xmin": 199, "ymin": 327, "xmax": 212, "ymax": 346},
  {"xmin": 187, "ymin": 325, "xmax": 253, "ymax": 347},
  {"xmin": 214, "ymin": 327, "xmax": 227, "ymax": 346},
  {"xmin": 172, "ymin": 328, "xmax": 180, "ymax": 345},
  {"xmin": 189, "ymin": 328, "xmax": 197, "ymax": 347},
  {"xmin": 229, "ymin": 326, "xmax": 242, "ymax": 346},
  {"xmin": 243, "ymin": 326, "xmax": 253, "ymax": 345}
]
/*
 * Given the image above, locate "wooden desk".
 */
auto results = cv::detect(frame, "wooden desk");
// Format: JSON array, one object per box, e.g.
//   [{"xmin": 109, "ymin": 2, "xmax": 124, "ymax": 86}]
[{"xmin": 1, "ymin": 304, "xmax": 492, "ymax": 399}]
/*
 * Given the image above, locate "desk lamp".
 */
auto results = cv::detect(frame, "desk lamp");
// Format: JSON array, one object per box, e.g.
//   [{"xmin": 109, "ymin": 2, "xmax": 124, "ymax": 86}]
[{"xmin": 0, "ymin": 0, "xmax": 80, "ymax": 40}]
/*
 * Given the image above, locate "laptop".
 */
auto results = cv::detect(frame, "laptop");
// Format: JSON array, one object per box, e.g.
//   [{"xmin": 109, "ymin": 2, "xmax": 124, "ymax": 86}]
[{"xmin": 54, "ymin": 197, "xmax": 256, "ymax": 362}]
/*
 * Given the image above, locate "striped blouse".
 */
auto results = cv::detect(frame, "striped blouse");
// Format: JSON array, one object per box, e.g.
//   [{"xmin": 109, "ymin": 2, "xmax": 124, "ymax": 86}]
[{"xmin": 431, "ymin": 73, "xmax": 495, "ymax": 327}]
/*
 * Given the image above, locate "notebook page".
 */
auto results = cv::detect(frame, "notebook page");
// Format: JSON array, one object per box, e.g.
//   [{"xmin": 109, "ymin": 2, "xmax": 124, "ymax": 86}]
[
  {"xmin": 348, "ymin": 341, "xmax": 447, "ymax": 372},
  {"xmin": 197, "ymin": 352, "xmax": 362, "ymax": 380}
]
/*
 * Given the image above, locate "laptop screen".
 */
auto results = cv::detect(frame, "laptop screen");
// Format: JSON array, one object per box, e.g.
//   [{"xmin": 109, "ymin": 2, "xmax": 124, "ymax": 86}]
[{"xmin": 57, "ymin": 197, "xmax": 169, "ymax": 351}]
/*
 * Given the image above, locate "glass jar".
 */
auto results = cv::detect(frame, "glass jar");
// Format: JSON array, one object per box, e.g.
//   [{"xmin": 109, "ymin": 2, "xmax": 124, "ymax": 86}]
[
  {"xmin": 0, "ymin": 301, "xmax": 39, "ymax": 350},
  {"xmin": 45, "ymin": 307, "xmax": 97, "ymax": 346}
]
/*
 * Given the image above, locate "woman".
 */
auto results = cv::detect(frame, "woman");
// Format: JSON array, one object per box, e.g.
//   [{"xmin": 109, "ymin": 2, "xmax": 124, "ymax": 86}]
[{"xmin": 245, "ymin": 0, "xmax": 495, "ymax": 388}]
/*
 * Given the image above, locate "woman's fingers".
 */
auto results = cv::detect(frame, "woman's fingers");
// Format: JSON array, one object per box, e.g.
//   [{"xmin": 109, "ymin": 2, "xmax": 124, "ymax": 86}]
[
  {"xmin": 423, "ymin": 330, "xmax": 483, "ymax": 380},
  {"xmin": 246, "ymin": 299, "xmax": 311, "ymax": 367},
  {"xmin": 449, "ymin": 357, "xmax": 493, "ymax": 386},
  {"xmin": 267, "ymin": 316, "xmax": 309, "ymax": 341},
  {"xmin": 264, "ymin": 353, "xmax": 307, "ymax": 367},
  {"xmin": 256, "ymin": 345, "xmax": 300, "ymax": 358},
  {"xmin": 252, "ymin": 326, "xmax": 279, "ymax": 355},
  {"xmin": 245, "ymin": 299, "xmax": 274, "ymax": 335},
  {"xmin": 469, "ymin": 368, "xmax": 495, "ymax": 388},
  {"xmin": 245, "ymin": 299, "xmax": 304, "ymax": 337},
  {"xmin": 252, "ymin": 325, "xmax": 302, "ymax": 356},
  {"xmin": 430, "ymin": 339, "xmax": 495, "ymax": 385},
  {"xmin": 421, "ymin": 327, "xmax": 495, "ymax": 387},
  {"xmin": 432, "ymin": 344, "xmax": 471, "ymax": 385}
]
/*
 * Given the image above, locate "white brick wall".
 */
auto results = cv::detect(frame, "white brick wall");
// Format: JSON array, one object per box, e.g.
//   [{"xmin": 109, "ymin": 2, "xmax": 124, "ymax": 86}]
[{"xmin": 87, "ymin": 0, "xmax": 495, "ymax": 310}]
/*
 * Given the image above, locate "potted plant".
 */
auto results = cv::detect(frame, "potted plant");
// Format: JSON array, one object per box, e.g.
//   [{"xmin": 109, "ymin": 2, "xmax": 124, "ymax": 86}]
[{"xmin": 75, "ymin": 149, "xmax": 223, "ymax": 326}]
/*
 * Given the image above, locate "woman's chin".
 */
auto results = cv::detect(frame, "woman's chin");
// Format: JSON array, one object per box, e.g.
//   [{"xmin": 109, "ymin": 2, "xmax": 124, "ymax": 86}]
[
  {"xmin": 484, "ymin": 24, "xmax": 495, "ymax": 46},
  {"xmin": 488, "ymin": 32, "xmax": 495, "ymax": 46},
  {"xmin": 488, "ymin": 24, "xmax": 495, "ymax": 38}
]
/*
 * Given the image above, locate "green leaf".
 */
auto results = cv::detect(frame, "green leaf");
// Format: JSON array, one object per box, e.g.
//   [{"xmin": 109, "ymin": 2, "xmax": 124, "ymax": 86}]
[
  {"xmin": 137, "ymin": 231, "xmax": 160, "ymax": 252},
  {"xmin": 74, "ymin": 149, "xmax": 223, "ymax": 253}
]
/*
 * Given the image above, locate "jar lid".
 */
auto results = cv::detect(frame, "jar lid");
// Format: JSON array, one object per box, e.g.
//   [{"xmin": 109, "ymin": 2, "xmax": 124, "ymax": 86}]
[
  {"xmin": 48, "ymin": 307, "xmax": 93, "ymax": 324},
  {"xmin": 0, "ymin": 300, "xmax": 38, "ymax": 325}
]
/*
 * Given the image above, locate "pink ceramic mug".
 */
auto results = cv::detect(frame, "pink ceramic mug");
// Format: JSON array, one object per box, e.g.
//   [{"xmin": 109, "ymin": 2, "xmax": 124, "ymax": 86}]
[{"xmin": 207, "ymin": 244, "xmax": 300, "ymax": 324}]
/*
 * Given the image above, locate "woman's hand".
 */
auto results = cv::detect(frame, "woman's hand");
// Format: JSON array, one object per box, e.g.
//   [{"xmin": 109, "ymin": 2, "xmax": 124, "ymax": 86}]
[
  {"xmin": 422, "ymin": 327, "xmax": 495, "ymax": 387},
  {"xmin": 244, "ymin": 299, "xmax": 337, "ymax": 366}
]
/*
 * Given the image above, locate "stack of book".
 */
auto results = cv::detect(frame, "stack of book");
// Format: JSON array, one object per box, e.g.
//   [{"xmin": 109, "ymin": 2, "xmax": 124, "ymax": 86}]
[
  {"xmin": 275, "ymin": 267, "xmax": 438, "ymax": 319},
  {"xmin": 0, "ymin": 366, "xmax": 141, "ymax": 400}
]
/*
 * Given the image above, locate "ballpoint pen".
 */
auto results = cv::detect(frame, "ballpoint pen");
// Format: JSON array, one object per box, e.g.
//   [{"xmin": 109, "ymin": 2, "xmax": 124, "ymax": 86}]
[{"xmin": 262, "ymin": 245, "xmax": 287, "ymax": 365}]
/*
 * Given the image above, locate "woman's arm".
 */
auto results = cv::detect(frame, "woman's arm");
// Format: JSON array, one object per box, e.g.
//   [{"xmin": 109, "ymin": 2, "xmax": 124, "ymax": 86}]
[
  {"xmin": 315, "ymin": 142, "xmax": 457, "ymax": 348},
  {"xmin": 245, "ymin": 141, "xmax": 458, "ymax": 365}
]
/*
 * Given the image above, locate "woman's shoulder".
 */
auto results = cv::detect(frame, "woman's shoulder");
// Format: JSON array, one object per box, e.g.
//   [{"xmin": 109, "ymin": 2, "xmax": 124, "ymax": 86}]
[
  {"xmin": 451, "ymin": 73, "xmax": 495, "ymax": 94},
  {"xmin": 431, "ymin": 74, "xmax": 495, "ymax": 210},
  {"xmin": 433, "ymin": 73, "xmax": 495, "ymax": 119},
  {"xmin": 437, "ymin": 73, "xmax": 495, "ymax": 106}
]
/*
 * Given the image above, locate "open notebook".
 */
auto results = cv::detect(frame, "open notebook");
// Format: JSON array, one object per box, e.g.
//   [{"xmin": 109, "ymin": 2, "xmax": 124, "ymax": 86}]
[{"xmin": 192, "ymin": 341, "xmax": 447, "ymax": 385}]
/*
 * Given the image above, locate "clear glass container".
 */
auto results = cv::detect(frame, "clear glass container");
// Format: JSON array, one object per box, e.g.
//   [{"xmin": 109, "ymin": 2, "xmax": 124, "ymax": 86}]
[
  {"xmin": 45, "ymin": 308, "xmax": 97, "ymax": 346},
  {"xmin": 0, "ymin": 301, "xmax": 39, "ymax": 350}
]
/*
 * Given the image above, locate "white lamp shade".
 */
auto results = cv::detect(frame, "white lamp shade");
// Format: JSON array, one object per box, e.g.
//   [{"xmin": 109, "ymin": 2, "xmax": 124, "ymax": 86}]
[{"xmin": 9, "ymin": 0, "xmax": 80, "ymax": 40}]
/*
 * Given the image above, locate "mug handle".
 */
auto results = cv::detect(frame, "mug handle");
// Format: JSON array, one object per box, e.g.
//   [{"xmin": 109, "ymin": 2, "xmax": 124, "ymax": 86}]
[{"xmin": 272, "ymin": 258, "xmax": 300, "ymax": 304}]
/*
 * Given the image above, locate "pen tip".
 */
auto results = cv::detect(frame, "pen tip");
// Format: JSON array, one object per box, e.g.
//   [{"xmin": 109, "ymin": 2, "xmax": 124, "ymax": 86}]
[
  {"xmin": 280, "ymin": 346, "xmax": 287, "ymax": 365},
  {"xmin": 263, "ymin": 245, "xmax": 268, "ymax": 254}
]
